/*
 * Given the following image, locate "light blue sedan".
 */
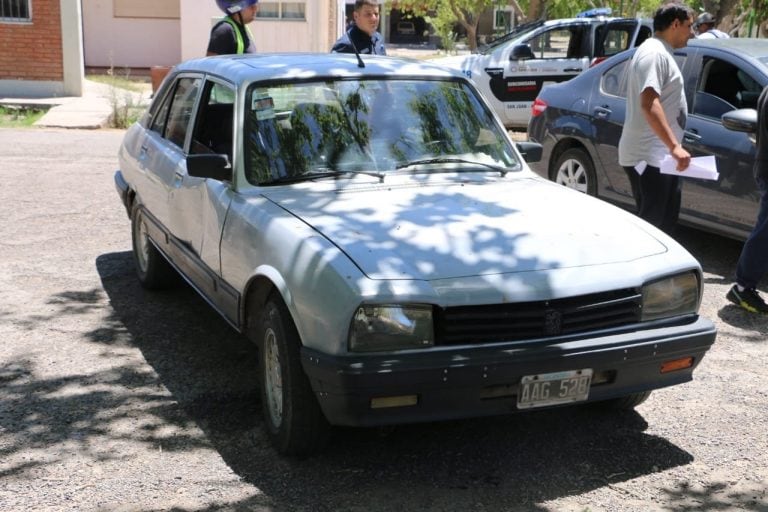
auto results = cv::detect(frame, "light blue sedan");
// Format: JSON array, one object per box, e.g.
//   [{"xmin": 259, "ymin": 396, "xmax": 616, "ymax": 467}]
[{"xmin": 114, "ymin": 53, "xmax": 716, "ymax": 456}]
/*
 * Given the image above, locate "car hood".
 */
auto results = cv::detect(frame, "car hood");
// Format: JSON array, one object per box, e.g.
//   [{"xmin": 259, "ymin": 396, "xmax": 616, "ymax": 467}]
[{"xmin": 261, "ymin": 176, "xmax": 667, "ymax": 281}]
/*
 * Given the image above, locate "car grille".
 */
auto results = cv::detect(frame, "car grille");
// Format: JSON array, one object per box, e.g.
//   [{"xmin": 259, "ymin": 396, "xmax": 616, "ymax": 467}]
[{"xmin": 434, "ymin": 288, "xmax": 642, "ymax": 345}]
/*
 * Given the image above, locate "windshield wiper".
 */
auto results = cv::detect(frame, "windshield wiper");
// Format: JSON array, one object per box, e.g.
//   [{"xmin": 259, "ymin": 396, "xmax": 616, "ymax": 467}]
[
  {"xmin": 395, "ymin": 157, "xmax": 512, "ymax": 176},
  {"xmin": 259, "ymin": 169, "xmax": 385, "ymax": 186}
]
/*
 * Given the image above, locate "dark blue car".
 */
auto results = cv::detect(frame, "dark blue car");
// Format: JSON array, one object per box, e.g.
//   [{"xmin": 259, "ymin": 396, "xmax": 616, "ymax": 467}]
[{"xmin": 528, "ymin": 38, "xmax": 768, "ymax": 241}]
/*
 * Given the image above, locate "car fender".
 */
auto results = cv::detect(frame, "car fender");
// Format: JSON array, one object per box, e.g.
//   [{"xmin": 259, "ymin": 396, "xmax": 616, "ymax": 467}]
[{"xmin": 546, "ymin": 112, "xmax": 597, "ymax": 163}]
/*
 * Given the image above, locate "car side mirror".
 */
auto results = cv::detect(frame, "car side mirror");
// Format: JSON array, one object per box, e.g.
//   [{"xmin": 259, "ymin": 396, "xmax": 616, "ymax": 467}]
[
  {"xmin": 722, "ymin": 108, "xmax": 757, "ymax": 134},
  {"xmin": 510, "ymin": 44, "xmax": 535, "ymax": 61},
  {"xmin": 516, "ymin": 141, "xmax": 543, "ymax": 163},
  {"xmin": 187, "ymin": 154, "xmax": 233, "ymax": 181}
]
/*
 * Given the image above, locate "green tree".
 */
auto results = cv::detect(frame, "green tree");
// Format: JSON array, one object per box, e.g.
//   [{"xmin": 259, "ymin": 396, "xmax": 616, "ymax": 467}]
[
  {"xmin": 392, "ymin": 0, "xmax": 764, "ymax": 53},
  {"xmin": 524, "ymin": 0, "xmax": 665, "ymax": 20},
  {"xmin": 722, "ymin": 0, "xmax": 768, "ymax": 36},
  {"xmin": 389, "ymin": 0, "xmax": 517, "ymax": 52}
]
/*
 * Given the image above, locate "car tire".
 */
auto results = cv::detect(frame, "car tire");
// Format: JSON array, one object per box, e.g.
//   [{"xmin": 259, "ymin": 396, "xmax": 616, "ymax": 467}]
[
  {"xmin": 550, "ymin": 147, "xmax": 597, "ymax": 196},
  {"xmin": 254, "ymin": 293, "xmax": 330, "ymax": 456},
  {"xmin": 597, "ymin": 390, "xmax": 652, "ymax": 410},
  {"xmin": 131, "ymin": 205, "xmax": 178, "ymax": 289}
]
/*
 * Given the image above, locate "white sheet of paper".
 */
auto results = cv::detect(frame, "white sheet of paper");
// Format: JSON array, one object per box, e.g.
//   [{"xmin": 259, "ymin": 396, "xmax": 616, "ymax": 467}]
[
  {"xmin": 634, "ymin": 161, "xmax": 647, "ymax": 176},
  {"xmin": 659, "ymin": 155, "xmax": 720, "ymax": 180}
]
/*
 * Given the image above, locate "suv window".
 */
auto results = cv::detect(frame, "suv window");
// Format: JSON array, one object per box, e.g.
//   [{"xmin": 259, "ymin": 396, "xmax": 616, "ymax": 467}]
[
  {"xmin": 596, "ymin": 23, "xmax": 651, "ymax": 58},
  {"xmin": 527, "ymin": 25, "xmax": 590, "ymax": 59}
]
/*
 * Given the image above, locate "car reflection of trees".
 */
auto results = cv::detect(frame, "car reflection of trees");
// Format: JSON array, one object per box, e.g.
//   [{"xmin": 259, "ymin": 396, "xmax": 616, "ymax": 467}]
[{"xmin": 245, "ymin": 81, "xmax": 512, "ymax": 184}]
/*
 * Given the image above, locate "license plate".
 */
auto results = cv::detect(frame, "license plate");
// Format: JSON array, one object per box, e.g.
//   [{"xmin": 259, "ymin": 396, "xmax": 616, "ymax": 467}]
[{"xmin": 517, "ymin": 369, "xmax": 592, "ymax": 409}]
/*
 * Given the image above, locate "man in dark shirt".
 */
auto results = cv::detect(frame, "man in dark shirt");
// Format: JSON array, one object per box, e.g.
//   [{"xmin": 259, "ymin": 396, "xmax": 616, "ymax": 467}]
[
  {"xmin": 727, "ymin": 85, "xmax": 768, "ymax": 313},
  {"xmin": 207, "ymin": 0, "xmax": 259, "ymax": 56},
  {"xmin": 331, "ymin": 0, "xmax": 386, "ymax": 55}
]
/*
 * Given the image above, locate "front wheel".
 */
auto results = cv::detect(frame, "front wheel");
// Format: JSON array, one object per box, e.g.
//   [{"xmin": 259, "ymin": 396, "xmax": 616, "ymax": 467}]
[
  {"xmin": 550, "ymin": 147, "xmax": 597, "ymax": 196},
  {"xmin": 596, "ymin": 391, "xmax": 652, "ymax": 410},
  {"xmin": 252, "ymin": 293, "xmax": 330, "ymax": 456}
]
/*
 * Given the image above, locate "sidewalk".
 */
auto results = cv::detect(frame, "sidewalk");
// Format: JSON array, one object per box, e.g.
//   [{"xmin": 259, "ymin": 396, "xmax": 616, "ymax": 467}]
[{"xmin": 0, "ymin": 79, "xmax": 149, "ymax": 129}]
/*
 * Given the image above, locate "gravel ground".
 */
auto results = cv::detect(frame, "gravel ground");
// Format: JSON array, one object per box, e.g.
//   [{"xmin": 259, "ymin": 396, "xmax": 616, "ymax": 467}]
[{"xmin": 1, "ymin": 128, "xmax": 767, "ymax": 512}]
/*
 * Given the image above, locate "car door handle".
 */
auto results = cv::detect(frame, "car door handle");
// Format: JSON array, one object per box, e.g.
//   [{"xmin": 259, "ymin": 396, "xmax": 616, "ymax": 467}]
[
  {"xmin": 594, "ymin": 106, "xmax": 612, "ymax": 118},
  {"xmin": 563, "ymin": 68, "xmax": 582, "ymax": 72},
  {"xmin": 683, "ymin": 131, "xmax": 702, "ymax": 144}
]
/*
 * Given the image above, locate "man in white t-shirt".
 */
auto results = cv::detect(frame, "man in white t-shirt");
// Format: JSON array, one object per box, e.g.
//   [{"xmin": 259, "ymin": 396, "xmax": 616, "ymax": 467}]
[
  {"xmin": 618, "ymin": 3, "xmax": 695, "ymax": 234},
  {"xmin": 696, "ymin": 12, "xmax": 730, "ymax": 39}
]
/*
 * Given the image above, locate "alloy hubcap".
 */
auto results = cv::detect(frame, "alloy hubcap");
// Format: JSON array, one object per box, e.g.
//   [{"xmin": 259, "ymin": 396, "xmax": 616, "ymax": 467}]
[
  {"xmin": 556, "ymin": 159, "xmax": 589, "ymax": 194},
  {"xmin": 263, "ymin": 328, "xmax": 283, "ymax": 427},
  {"xmin": 137, "ymin": 218, "xmax": 150, "ymax": 272}
]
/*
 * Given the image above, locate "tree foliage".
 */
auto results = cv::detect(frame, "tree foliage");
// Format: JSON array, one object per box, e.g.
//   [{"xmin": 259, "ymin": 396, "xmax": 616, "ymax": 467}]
[
  {"xmin": 389, "ymin": 0, "xmax": 768, "ymax": 50},
  {"xmin": 389, "ymin": 0, "xmax": 503, "ymax": 51}
]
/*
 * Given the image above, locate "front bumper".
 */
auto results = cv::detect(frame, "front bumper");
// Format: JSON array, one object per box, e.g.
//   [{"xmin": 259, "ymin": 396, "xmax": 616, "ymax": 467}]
[{"xmin": 301, "ymin": 317, "xmax": 716, "ymax": 426}]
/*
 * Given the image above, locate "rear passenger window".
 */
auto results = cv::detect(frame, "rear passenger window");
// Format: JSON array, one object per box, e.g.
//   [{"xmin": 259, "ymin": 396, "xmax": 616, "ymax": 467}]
[
  {"xmin": 148, "ymin": 77, "xmax": 202, "ymax": 149},
  {"xmin": 165, "ymin": 78, "xmax": 202, "ymax": 148},
  {"xmin": 527, "ymin": 25, "xmax": 589, "ymax": 59},
  {"xmin": 601, "ymin": 59, "xmax": 628, "ymax": 97}
]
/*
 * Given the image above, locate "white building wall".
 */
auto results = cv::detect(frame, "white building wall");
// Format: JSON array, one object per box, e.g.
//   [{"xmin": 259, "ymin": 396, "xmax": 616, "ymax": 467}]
[
  {"xmin": 82, "ymin": 0, "xmax": 180, "ymax": 68},
  {"xmin": 179, "ymin": 0, "xmax": 336, "ymax": 62}
]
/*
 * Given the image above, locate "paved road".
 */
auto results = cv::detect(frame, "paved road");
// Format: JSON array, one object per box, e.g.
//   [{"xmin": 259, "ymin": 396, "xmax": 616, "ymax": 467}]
[{"xmin": 1, "ymin": 128, "xmax": 767, "ymax": 512}]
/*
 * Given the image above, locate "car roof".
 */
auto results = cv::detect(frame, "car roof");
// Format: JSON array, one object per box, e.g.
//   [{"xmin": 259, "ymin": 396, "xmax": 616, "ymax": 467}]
[
  {"xmin": 592, "ymin": 37, "xmax": 768, "ymax": 71},
  {"xmin": 174, "ymin": 53, "xmax": 462, "ymax": 84},
  {"xmin": 687, "ymin": 37, "xmax": 768, "ymax": 61},
  {"xmin": 480, "ymin": 16, "xmax": 651, "ymax": 53}
]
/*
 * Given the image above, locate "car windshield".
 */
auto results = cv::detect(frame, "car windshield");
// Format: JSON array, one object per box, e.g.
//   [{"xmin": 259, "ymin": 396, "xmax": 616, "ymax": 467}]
[{"xmin": 244, "ymin": 78, "xmax": 521, "ymax": 185}]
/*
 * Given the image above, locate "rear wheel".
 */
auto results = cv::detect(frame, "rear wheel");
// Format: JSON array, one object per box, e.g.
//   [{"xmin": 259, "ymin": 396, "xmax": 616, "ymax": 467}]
[
  {"xmin": 550, "ymin": 147, "xmax": 597, "ymax": 196},
  {"xmin": 252, "ymin": 293, "xmax": 330, "ymax": 456},
  {"xmin": 131, "ymin": 205, "xmax": 177, "ymax": 289}
]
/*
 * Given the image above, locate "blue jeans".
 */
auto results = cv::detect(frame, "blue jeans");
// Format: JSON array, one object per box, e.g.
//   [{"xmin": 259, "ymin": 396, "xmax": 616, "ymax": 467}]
[{"xmin": 736, "ymin": 176, "xmax": 768, "ymax": 289}]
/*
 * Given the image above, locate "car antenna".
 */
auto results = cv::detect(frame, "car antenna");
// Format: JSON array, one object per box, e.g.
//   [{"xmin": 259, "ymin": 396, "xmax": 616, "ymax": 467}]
[{"xmin": 347, "ymin": 28, "xmax": 365, "ymax": 68}]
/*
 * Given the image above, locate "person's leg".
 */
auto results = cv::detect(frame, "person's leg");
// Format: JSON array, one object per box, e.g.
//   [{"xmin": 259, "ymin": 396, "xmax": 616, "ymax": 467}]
[
  {"xmin": 623, "ymin": 166, "xmax": 640, "ymax": 213},
  {"xmin": 735, "ymin": 177, "xmax": 768, "ymax": 289},
  {"xmin": 660, "ymin": 173, "xmax": 682, "ymax": 235},
  {"xmin": 634, "ymin": 166, "xmax": 681, "ymax": 234}
]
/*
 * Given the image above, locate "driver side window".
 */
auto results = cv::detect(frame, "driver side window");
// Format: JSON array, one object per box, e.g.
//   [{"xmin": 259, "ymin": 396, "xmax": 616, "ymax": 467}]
[{"xmin": 694, "ymin": 57, "xmax": 762, "ymax": 120}]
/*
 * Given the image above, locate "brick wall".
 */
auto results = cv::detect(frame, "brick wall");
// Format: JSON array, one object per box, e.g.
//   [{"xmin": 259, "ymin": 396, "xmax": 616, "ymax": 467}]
[{"xmin": 0, "ymin": 0, "xmax": 64, "ymax": 81}]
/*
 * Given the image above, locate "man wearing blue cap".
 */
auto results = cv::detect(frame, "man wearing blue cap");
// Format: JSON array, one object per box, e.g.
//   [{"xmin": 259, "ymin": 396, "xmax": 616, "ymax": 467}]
[{"xmin": 207, "ymin": 0, "xmax": 259, "ymax": 56}]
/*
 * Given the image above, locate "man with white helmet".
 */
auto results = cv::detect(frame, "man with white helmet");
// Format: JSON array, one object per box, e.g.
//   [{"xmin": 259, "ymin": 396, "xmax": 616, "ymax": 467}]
[{"xmin": 207, "ymin": 0, "xmax": 259, "ymax": 56}]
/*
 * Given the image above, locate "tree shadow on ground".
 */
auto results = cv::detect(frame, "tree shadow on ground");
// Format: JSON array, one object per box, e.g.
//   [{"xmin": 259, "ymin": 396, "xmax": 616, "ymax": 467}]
[{"xmin": 80, "ymin": 251, "xmax": 710, "ymax": 511}]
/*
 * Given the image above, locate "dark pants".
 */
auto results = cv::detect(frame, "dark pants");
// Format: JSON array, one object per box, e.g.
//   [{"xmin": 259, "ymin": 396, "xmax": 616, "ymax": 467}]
[
  {"xmin": 736, "ymin": 176, "xmax": 768, "ymax": 289},
  {"xmin": 623, "ymin": 165, "xmax": 681, "ymax": 235}
]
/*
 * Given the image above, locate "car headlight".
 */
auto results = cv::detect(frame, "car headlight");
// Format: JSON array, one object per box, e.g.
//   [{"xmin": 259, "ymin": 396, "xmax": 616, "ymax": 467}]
[
  {"xmin": 349, "ymin": 304, "xmax": 434, "ymax": 352},
  {"xmin": 641, "ymin": 272, "xmax": 700, "ymax": 321}
]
